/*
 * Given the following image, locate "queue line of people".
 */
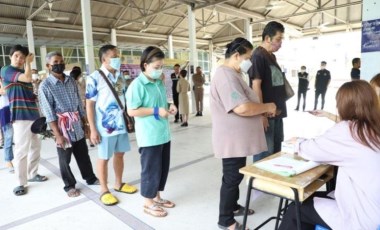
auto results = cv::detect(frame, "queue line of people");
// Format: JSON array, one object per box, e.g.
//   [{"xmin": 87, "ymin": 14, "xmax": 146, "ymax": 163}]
[{"xmin": 0, "ymin": 21, "xmax": 379, "ymax": 230}]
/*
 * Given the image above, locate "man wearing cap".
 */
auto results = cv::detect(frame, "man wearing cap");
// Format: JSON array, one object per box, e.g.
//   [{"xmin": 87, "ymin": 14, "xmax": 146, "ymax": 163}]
[{"xmin": 39, "ymin": 51, "xmax": 98, "ymax": 197}]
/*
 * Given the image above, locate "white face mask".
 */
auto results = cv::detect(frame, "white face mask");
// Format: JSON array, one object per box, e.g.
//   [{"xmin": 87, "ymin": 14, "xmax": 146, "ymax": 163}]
[
  {"xmin": 32, "ymin": 74, "xmax": 39, "ymax": 80},
  {"xmin": 321, "ymin": 66, "xmax": 326, "ymax": 70},
  {"xmin": 124, "ymin": 75, "xmax": 130, "ymax": 79},
  {"xmin": 239, "ymin": 59, "xmax": 252, "ymax": 73}
]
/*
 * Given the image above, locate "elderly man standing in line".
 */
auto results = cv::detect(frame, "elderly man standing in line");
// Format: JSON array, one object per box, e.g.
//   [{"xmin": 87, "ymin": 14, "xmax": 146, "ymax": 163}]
[
  {"xmin": 1, "ymin": 45, "xmax": 47, "ymax": 196},
  {"xmin": 39, "ymin": 52, "xmax": 99, "ymax": 197},
  {"xmin": 86, "ymin": 45, "xmax": 137, "ymax": 206}
]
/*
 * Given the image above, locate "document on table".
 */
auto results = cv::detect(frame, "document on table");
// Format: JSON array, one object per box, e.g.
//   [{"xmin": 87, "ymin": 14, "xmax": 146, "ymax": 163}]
[{"xmin": 254, "ymin": 155, "xmax": 320, "ymax": 177}]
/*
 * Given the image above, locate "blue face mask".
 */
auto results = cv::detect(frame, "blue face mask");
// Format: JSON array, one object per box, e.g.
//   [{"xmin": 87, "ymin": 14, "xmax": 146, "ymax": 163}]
[
  {"xmin": 150, "ymin": 69, "xmax": 163, "ymax": 79},
  {"xmin": 109, "ymin": 58, "xmax": 121, "ymax": 70}
]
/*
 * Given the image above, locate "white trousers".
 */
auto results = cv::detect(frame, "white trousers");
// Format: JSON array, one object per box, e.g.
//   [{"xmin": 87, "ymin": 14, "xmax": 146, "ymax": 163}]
[{"xmin": 13, "ymin": 120, "xmax": 42, "ymax": 186}]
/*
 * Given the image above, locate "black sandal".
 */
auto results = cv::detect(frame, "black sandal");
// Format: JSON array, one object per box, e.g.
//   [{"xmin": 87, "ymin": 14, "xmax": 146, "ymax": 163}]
[
  {"xmin": 218, "ymin": 222, "xmax": 248, "ymax": 230},
  {"xmin": 233, "ymin": 205, "xmax": 255, "ymax": 216},
  {"xmin": 28, "ymin": 174, "xmax": 48, "ymax": 182},
  {"xmin": 13, "ymin": 186, "xmax": 27, "ymax": 196}
]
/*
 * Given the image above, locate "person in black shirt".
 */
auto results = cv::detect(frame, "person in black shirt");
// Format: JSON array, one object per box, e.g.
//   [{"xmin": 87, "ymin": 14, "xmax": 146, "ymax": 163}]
[
  {"xmin": 295, "ymin": 66, "xmax": 309, "ymax": 111},
  {"xmin": 171, "ymin": 64, "xmax": 180, "ymax": 122},
  {"xmin": 314, "ymin": 61, "xmax": 331, "ymax": 110},
  {"xmin": 249, "ymin": 21, "xmax": 286, "ymax": 161},
  {"xmin": 351, "ymin": 57, "xmax": 360, "ymax": 81}
]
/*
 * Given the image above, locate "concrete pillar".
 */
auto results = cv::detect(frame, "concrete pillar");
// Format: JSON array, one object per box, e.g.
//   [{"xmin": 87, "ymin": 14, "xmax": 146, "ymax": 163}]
[
  {"xmin": 244, "ymin": 18, "xmax": 253, "ymax": 44},
  {"xmin": 168, "ymin": 34, "xmax": 174, "ymax": 59},
  {"xmin": 40, "ymin": 46, "xmax": 47, "ymax": 70},
  {"xmin": 26, "ymin": 20, "xmax": 37, "ymax": 69},
  {"xmin": 188, "ymin": 4, "xmax": 198, "ymax": 113},
  {"xmin": 111, "ymin": 28, "xmax": 117, "ymax": 46},
  {"xmin": 208, "ymin": 40, "xmax": 213, "ymax": 82},
  {"xmin": 361, "ymin": 0, "xmax": 380, "ymax": 81},
  {"xmin": 81, "ymin": 0, "xmax": 95, "ymax": 75}
]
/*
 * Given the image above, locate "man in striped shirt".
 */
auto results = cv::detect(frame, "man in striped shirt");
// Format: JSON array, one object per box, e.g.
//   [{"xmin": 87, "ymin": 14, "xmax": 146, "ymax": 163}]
[{"xmin": 0, "ymin": 45, "xmax": 47, "ymax": 196}]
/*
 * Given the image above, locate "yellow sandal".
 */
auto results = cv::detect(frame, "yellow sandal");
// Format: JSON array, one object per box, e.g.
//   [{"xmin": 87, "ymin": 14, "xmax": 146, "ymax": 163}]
[{"xmin": 100, "ymin": 192, "xmax": 118, "ymax": 206}]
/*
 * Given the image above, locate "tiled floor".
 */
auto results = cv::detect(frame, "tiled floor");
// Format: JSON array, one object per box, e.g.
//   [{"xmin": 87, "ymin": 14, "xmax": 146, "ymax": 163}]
[{"xmin": 0, "ymin": 84, "xmax": 340, "ymax": 230}]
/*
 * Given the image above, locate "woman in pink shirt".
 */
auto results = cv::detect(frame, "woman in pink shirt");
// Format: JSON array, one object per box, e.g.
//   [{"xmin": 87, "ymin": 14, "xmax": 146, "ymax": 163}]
[{"xmin": 279, "ymin": 80, "xmax": 380, "ymax": 230}]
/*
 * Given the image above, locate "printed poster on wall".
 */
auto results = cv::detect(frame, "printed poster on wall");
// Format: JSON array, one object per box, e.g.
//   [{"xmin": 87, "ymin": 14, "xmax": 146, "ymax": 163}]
[{"xmin": 361, "ymin": 18, "xmax": 380, "ymax": 53}]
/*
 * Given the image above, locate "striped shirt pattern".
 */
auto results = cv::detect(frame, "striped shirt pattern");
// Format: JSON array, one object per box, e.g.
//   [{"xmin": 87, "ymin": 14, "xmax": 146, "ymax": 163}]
[
  {"xmin": 39, "ymin": 74, "xmax": 85, "ymax": 142},
  {"xmin": 0, "ymin": 65, "xmax": 40, "ymax": 121}
]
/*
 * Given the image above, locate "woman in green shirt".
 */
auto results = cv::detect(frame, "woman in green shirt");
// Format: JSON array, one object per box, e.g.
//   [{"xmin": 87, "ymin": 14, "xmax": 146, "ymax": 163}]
[{"xmin": 127, "ymin": 46, "xmax": 178, "ymax": 218}]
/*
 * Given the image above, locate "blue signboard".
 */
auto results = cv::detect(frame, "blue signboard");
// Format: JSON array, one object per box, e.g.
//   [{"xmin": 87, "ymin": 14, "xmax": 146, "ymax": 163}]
[{"xmin": 361, "ymin": 19, "xmax": 380, "ymax": 53}]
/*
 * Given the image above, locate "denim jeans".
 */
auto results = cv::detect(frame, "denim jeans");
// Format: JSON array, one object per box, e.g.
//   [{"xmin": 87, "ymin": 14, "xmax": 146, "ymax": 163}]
[
  {"xmin": 2, "ymin": 123, "xmax": 13, "ymax": 162},
  {"xmin": 253, "ymin": 118, "xmax": 284, "ymax": 162},
  {"xmin": 139, "ymin": 142, "xmax": 171, "ymax": 198}
]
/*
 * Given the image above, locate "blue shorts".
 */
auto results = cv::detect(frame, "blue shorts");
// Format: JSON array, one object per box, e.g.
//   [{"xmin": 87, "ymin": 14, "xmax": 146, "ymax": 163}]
[{"xmin": 98, "ymin": 133, "xmax": 131, "ymax": 160}]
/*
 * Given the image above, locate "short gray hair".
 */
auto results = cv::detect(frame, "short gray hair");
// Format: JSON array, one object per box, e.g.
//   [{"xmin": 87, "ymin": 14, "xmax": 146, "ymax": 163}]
[{"xmin": 46, "ymin": 51, "xmax": 63, "ymax": 63}]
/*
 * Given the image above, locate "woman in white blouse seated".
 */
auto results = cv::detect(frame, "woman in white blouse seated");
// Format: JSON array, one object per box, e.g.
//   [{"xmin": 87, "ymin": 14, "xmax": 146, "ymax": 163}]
[{"xmin": 279, "ymin": 80, "xmax": 380, "ymax": 230}]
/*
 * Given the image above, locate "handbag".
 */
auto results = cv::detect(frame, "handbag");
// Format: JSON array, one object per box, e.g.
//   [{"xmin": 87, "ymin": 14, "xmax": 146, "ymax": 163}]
[
  {"xmin": 283, "ymin": 75, "xmax": 294, "ymax": 101},
  {"xmin": 98, "ymin": 69, "xmax": 135, "ymax": 133}
]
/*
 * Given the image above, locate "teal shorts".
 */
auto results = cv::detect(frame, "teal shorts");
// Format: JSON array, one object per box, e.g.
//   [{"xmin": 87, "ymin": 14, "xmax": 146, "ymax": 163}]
[{"xmin": 98, "ymin": 133, "xmax": 131, "ymax": 160}]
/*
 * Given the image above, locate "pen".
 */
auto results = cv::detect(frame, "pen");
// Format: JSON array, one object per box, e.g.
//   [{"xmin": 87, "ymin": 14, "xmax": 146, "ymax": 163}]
[{"xmin": 274, "ymin": 164, "xmax": 293, "ymax": 169}]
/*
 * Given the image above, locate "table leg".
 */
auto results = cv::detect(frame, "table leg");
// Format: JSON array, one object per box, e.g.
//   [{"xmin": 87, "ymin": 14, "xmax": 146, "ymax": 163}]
[
  {"xmin": 274, "ymin": 198, "xmax": 284, "ymax": 230},
  {"xmin": 291, "ymin": 188, "xmax": 302, "ymax": 230},
  {"xmin": 243, "ymin": 177, "xmax": 253, "ymax": 230}
]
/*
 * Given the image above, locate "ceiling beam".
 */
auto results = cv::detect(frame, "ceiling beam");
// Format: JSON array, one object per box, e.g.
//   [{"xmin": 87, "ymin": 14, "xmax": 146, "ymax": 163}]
[
  {"xmin": 116, "ymin": 3, "xmax": 183, "ymax": 29},
  {"xmin": 253, "ymin": 1, "xmax": 361, "ymax": 24},
  {"xmin": 228, "ymin": 22, "xmax": 244, "ymax": 34}
]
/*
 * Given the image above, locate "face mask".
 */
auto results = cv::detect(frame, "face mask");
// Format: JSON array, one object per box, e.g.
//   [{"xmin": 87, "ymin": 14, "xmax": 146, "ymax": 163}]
[
  {"xmin": 51, "ymin": 64, "xmax": 65, "ymax": 74},
  {"xmin": 32, "ymin": 74, "xmax": 39, "ymax": 80},
  {"xmin": 321, "ymin": 66, "xmax": 326, "ymax": 70},
  {"xmin": 300, "ymin": 70, "xmax": 305, "ymax": 73},
  {"xmin": 239, "ymin": 59, "xmax": 252, "ymax": 73},
  {"xmin": 150, "ymin": 69, "xmax": 163, "ymax": 79},
  {"xmin": 109, "ymin": 58, "xmax": 121, "ymax": 70},
  {"xmin": 124, "ymin": 75, "xmax": 130, "ymax": 79}
]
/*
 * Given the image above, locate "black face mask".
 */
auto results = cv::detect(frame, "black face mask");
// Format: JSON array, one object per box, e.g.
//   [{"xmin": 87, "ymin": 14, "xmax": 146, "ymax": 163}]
[{"xmin": 51, "ymin": 64, "xmax": 65, "ymax": 74}]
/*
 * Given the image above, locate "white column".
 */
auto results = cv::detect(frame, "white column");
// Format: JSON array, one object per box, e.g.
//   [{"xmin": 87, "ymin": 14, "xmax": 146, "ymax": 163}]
[
  {"xmin": 208, "ymin": 40, "xmax": 213, "ymax": 82},
  {"xmin": 111, "ymin": 28, "xmax": 117, "ymax": 46},
  {"xmin": 188, "ymin": 4, "xmax": 198, "ymax": 113},
  {"xmin": 168, "ymin": 34, "xmax": 174, "ymax": 59},
  {"xmin": 361, "ymin": 0, "xmax": 380, "ymax": 81},
  {"xmin": 81, "ymin": 0, "xmax": 95, "ymax": 75},
  {"xmin": 244, "ymin": 18, "xmax": 253, "ymax": 44},
  {"xmin": 40, "ymin": 46, "xmax": 47, "ymax": 70},
  {"xmin": 26, "ymin": 20, "xmax": 37, "ymax": 69}
]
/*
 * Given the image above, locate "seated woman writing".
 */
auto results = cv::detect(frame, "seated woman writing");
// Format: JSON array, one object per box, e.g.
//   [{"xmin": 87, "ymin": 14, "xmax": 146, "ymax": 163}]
[{"xmin": 279, "ymin": 80, "xmax": 380, "ymax": 230}]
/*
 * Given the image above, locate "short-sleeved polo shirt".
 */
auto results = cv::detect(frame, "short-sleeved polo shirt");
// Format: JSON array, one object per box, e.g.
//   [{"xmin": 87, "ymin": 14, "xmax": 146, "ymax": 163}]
[{"xmin": 126, "ymin": 72, "xmax": 170, "ymax": 147}]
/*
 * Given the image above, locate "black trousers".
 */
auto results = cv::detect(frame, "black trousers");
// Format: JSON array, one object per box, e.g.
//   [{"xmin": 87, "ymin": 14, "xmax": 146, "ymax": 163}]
[
  {"xmin": 314, "ymin": 89, "xmax": 327, "ymax": 110},
  {"xmin": 139, "ymin": 142, "xmax": 171, "ymax": 198},
  {"xmin": 173, "ymin": 92, "xmax": 179, "ymax": 120},
  {"xmin": 278, "ymin": 192, "xmax": 332, "ymax": 230},
  {"xmin": 296, "ymin": 89, "xmax": 307, "ymax": 111},
  {"xmin": 56, "ymin": 138, "xmax": 97, "ymax": 192},
  {"xmin": 218, "ymin": 157, "xmax": 246, "ymax": 227}
]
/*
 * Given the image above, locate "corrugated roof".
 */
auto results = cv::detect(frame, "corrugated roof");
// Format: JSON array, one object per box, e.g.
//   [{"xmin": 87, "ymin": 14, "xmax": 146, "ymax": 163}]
[{"xmin": 0, "ymin": 0, "xmax": 363, "ymax": 48}]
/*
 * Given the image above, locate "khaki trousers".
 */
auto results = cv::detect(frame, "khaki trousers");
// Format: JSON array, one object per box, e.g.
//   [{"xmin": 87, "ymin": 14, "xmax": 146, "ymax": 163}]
[
  {"xmin": 194, "ymin": 87, "xmax": 204, "ymax": 112},
  {"xmin": 13, "ymin": 120, "xmax": 42, "ymax": 186}
]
